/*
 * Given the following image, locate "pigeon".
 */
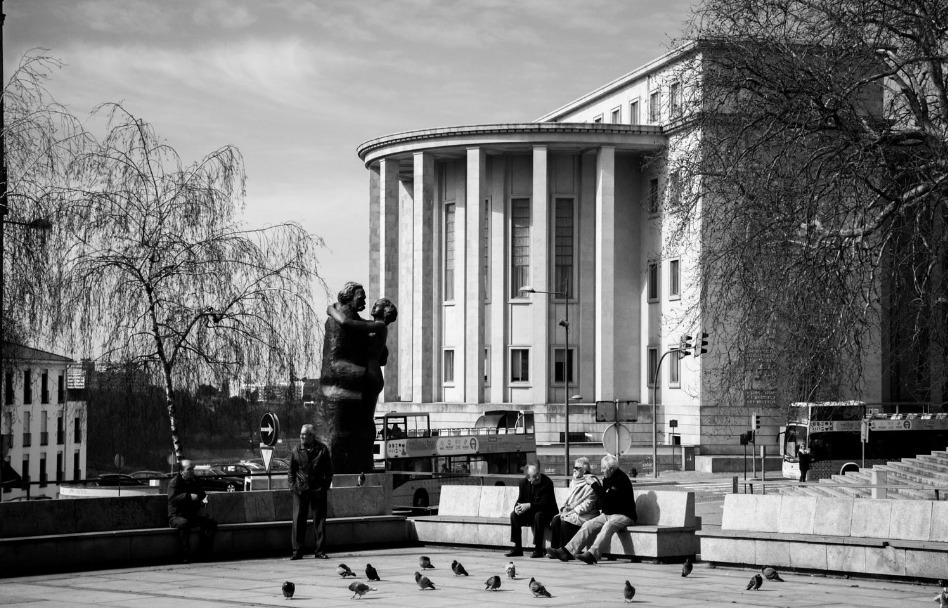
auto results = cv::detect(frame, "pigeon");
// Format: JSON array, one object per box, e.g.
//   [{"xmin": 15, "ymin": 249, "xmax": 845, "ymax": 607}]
[
  {"xmin": 357, "ymin": 472, "xmax": 366, "ymax": 487},
  {"xmin": 348, "ymin": 581, "xmax": 376, "ymax": 599},
  {"xmin": 505, "ymin": 561, "xmax": 516, "ymax": 579},
  {"xmin": 681, "ymin": 557, "xmax": 693, "ymax": 577},
  {"xmin": 451, "ymin": 560, "xmax": 469, "ymax": 576},
  {"xmin": 746, "ymin": 573, "xmax": 763, "ymax": 591},
  {"xmin": 282, "ymin": 581, "xmax": 295, "ymax": 599},
  {"xmin": 623, "ymin": 580, "xmax": 635, "ymax": 602},
  {"xmin": 337, "ymin": 564, "xmax": 356, "ymax": 578},
  {"xmin": 529, "ymin": 577, "xmax": 552, "ymax": 598},
  {"xmin": 762, "ymin": 566, "xmax": 784, "ymax": 582},
  {"xmin": 485, "ymin": 575, "xmax": 501, "ymax": 591},
  {"xmin": 365, "ymin": 564, "xmax": 380, "ymax": 581},
  {"xmin": 415, "ymin": 571, "xmax": 436, "ymax": 590},
  {"xmin": 419, "ymin": 556, "xmax": 434, "ymax": 569}
]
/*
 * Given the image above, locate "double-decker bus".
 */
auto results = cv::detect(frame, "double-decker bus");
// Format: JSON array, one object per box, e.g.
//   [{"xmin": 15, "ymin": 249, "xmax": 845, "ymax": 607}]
[
  {"xmin": 373, "ymin": 410, "xmax": 537, "ymax": 510},
  {"xmin": 782, "ymin": 401, "xmax": 948, "ymax": 480}
]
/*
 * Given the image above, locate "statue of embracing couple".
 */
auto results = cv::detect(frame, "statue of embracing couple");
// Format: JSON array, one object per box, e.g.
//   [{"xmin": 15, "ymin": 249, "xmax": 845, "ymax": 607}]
[{"xmin": 313, "ymin": 281, "xmax": 397, "ymax": 474}]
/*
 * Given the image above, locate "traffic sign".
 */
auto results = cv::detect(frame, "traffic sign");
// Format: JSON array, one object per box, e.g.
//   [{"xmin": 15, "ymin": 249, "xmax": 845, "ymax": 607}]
[
  {"xmin": 602, "ymin": 423, "xmax": 632, "ymax": 455},
  {"xmin": 596, "ymin": 400, "xmax": 639, "ymax": 422},
  {"xmin": 260, "ymin": 446, "xmax": 274, "ymax": 473},
  {"xmin": 260, "ymin": 412, "xmax": 280, "ymax": 447}
]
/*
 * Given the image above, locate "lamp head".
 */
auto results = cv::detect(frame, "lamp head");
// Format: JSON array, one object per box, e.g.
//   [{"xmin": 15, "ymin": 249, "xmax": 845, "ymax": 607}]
[{"xmin": 519, "ymin": 286, "xmax": 536, "ymax": 294}]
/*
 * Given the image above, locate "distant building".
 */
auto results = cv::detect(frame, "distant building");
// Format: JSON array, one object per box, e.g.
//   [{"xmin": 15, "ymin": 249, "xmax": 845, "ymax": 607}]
[{"xmin": 1, "ymin": 344, "xmax": 87, "ymax": 501}]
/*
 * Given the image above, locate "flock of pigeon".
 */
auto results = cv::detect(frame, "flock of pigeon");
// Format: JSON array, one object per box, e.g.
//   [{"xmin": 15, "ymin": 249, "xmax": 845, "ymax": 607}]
[{"xmin": 278, "ymin": 554, "xmax": 791, "ymax": 601}]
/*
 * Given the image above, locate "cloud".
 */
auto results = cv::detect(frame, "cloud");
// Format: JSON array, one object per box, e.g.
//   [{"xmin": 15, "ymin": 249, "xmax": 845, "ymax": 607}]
[{"xmin": 192, "ymin": 0, "xmax": 257, "ymax": 29}]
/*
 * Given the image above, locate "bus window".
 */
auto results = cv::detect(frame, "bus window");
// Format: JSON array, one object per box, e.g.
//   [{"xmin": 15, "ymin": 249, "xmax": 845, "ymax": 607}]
[{"xmin": 808, "ymin": 432, "xmax": 860, "ymax": 462}]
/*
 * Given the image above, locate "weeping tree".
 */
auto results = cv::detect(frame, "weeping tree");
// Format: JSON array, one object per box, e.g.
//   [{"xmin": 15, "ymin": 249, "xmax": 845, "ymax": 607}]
[
  {"xmin": 46, "ymin": 103, "xmax": 324, "ymax": 464},
  {"xmin": 665, "ymin": 0, "xmax": 948, "ymax": 408}
]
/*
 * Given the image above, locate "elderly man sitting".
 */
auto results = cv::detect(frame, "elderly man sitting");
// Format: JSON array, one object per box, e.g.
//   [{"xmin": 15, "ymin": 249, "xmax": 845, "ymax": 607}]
[
  {"xmin": 506, "ymin": 464, "xmax": 558, "ymax": 558},
  {"xmin": 549, "ymin": 454, "xmax": 636, "ymax": 565},
  {"xmin": 546, "ymin": 457, "xmax": 599, "ymax": 556}
]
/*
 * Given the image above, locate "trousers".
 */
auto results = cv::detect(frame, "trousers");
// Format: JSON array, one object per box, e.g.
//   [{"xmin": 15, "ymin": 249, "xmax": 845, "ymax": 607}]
[
  {"xmin": 564, "ymin": 512, "xmax": 634, "ymax": 559},
  {"xmin": 549, "ymin": 514, "xmax": 582, "ymax": 549},
  {"xmin": 509, "ymin": 508, "xmax": 553, "ymax": 551},
  {"xmin": 292, "ymin": 489, "xmax": 328, "ymax": 554},
  {"xmin": 168, "ymin": 514, "xmax": 217, "ymax": 556}
]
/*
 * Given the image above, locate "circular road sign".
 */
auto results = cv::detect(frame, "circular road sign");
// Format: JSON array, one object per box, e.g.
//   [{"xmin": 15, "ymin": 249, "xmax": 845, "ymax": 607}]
[
  {"xmin": 602, "ymin": 423, "xmax": 632, "ymax": 455},
  {"xmin": 260, "ymin": 412, "xmax": 280, "ymax": 447}
]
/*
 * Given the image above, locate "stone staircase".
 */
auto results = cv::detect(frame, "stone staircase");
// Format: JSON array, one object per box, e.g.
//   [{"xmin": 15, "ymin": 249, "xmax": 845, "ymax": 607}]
[{"xmin": 780, "ymin": 450, "xmax": 948, "ymax": 500}]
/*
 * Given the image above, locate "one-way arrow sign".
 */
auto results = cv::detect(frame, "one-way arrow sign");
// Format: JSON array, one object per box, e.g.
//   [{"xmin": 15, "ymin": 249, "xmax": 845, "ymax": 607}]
[{"xmin": 260, "ymin": 412, "xmax": 280, "ymax": 447}]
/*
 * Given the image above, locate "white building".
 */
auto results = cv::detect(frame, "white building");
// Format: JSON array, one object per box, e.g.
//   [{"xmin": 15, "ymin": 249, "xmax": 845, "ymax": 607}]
[{"xmin": 1, "ymin": 344, "xmax": 87, "ymax": 500}]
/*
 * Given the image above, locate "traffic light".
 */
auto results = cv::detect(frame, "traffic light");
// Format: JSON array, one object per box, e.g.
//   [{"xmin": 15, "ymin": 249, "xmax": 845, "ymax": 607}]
[
  {"xmin": 679, "ymin": 334, "xmax": 693, "ymax": 357},
  {"xmin": 752, "ymin": 413, "xmax": 761, "ymax": 430},
  {"xmin": 739, "ymin": 430, "xmax": 755, "ymax": 445},
  {"xmin": 695, "ymin": 332, "xmax": 709, "ymax": 357}
]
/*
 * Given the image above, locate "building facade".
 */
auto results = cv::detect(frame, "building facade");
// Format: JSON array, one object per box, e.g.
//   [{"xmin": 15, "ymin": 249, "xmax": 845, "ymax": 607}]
[{"xmin": 1, "ymin": 344, "xmax": 87, "ymax": 501}]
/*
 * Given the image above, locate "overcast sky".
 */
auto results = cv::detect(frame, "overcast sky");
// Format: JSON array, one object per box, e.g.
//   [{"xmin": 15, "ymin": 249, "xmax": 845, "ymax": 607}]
[{"xmin": 4, "ymin": 0, "xmax": 696, "ymax": 304}]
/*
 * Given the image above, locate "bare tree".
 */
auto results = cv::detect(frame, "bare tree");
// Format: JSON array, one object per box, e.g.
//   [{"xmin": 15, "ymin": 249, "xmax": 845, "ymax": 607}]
[
  {"xmin": 45, "ymin": 103, "xmax": 324, "ymax": 464},
  {"xmin": 666, "ymin": 0, "xmax": 948, "ymax": 408}
]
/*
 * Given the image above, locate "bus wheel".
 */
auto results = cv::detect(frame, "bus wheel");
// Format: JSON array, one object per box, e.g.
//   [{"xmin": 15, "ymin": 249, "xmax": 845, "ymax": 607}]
[
  {"xmin": 494, "ymin": 481, "xmax": 505, "ymax": 487},
  {"xmin": 840, "ymin": 463, "xmax": 859, "ymax": 475},
  {"xmin": 413, "ymin": 489, "xmax": 429, "ymax": 508}
]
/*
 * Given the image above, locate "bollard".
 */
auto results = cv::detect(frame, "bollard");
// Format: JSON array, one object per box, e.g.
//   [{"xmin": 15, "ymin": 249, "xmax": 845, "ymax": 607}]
[
  {"xmin": 732, "ymin": 475, "xmax": 738, "ymax": 494},
  {"xmin": 871, "ymin": 469, "xmax": 887, "ymax": 499}
]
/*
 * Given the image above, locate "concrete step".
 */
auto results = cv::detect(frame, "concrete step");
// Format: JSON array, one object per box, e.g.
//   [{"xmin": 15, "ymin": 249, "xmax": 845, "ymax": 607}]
[
  {"xmin": 890, "ymin": 462, "xmax": 948, "ymax": 483},
  {"xmin": 823, "ymin": 479, "xmax": 869, "ymax": 498},
  {"xmin": 920, "ymin": 452, "xmax": 948, "ymax": 467},
  {"xmin": 887, "ymin": 468, "xmax": 947, "ymax": 488},
  {"xmin": 901, "ymin": 457, "xmax": 948, "ymax": 474}
]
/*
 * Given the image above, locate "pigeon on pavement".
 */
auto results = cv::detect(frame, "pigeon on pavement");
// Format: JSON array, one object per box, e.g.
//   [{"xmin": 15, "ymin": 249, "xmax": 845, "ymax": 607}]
[
  {"xmin": 348, "ymin": 581, "xmax": 376, "ymax": 599},
  {"xmin": 365, "ymin": 564, "xmax": 380, "ymax": 581},
  {"xmin": 282, "ymin": 581, "xmax": 295, "ymax": 599},
  {"xmin": 419, "ymin": 556, "xmax": 435, "ymax": 569},
  {"xmin": 681, "ymin": 558, "xmax": 693, "ymax": 577},
  {"xmin": 357, "ymin": 472, "xmax": 366, "ymax": 487},
  {"xmin": 529, "ymin": 577, "xmax": 552, "ymax": 598},
  {"xmin": 485, "ymin": 575, "xmax": 501, "ymax": 591},
  {"xmin": 451, "ymin": 560, "xmax": 469, "ymax": 576},
  {"xmin": 415, "ymin": 571, "xmax": 436, "ymax": 590},
  {"xmin": 762, "ymin": 566, "xmax": 784, "ymax": 581},
  {"xmin": 505, "ymin": 561, "xmax": 516, "ymax": 579},
  {"xmin": 746, "ymin": 573, "xmax": 763, "ymax": 591},
  {"xmin": 623, "ymin": 580, "xmax": 635, "ymax": 602},
  {"xmin": 337, "ymin": 564, "xmax": 356, "ymax": 578}
]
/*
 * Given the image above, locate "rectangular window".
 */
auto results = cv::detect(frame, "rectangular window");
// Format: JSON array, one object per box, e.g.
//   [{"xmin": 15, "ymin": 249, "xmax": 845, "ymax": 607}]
[
  {"xmin": 22, "ymin": 410, "xmax": 31, "ymax": 447},
  {"xmin": 57, "ymin": 414, "xmax": 64, "ymax": 445},
  {"xmin": 510, "ymin": 198, "xmax": 531, "ymax": 298},
  {"xmin": 670, "ymin": 81, "xmax": 682, "ymax": 116},
  {"xmin": 56, "ymin": 452, "xmax": 63, "ymax": 483},
  {"xmin": 592, "ymin": 114, "xmax": 603, "ymax": 123},
  {"xmin": 4, "ymin": 372, "xmax": 13, "ymax": 405},
  {"xmin": 57, "ymin": 374, "xmax": 65, "ymax": 403},
  {"xmin": 611, "ymin": 106, "xmax": 621, "ymax": 123},
  {"xmin": 443, "ymin": 349, "xmax": 455, "ymax": 384},
  {"xmin": 482, "ymin": 198, "xmax": 491, "ymax": 302},
  {"xmin": 23, "ymin": 370, "xmax": 31, "ymax": 404},
  {"xmin": 553, "ymin": 347, "xmax": 575, "ymax": 385},
  {"xmin": 74, "ymin": 416, "xmax": 82, "ymax": 444},
  {"xmin": 647, "ymin": 262, "xmax": 659, "ymax": 302},
  {"xmin": 443, "ymin": 202, "xmax": 455, "ymax": 301},
  {"xmin": 629, "ymin": 99, "xmax": 640, "ymax": 125},
  {"xmin": 22, "ymin": 454, "xmax": 29, "ymax": 485},
  {"xmin": 39, "ymin": 455, "xmax": 47, "ymax": 487},
  {"xmin": 510, "ymin": 348, "xmax": 530, "ymax": 383},
  {"xmin": 669, "ymin": 347, "xmax": 681, "ymax": 387},
  {"xmin": 553, "ymin": 198, "xmax": 574, "ymax": 299},
  {"xmin": 648, "ymin": 178, "xmax": 660, "ymax": 215},
  {"xmin": 669, "ymin": 259, "xmax": 681, "ymax": 299},
  {"xmin": 647, "ymin": 347, "xmax": 659, "ymax": 388},
  {"xmin": 483, "ymin": 346, "xmax": 491, "ymax": 387},
  {"xmin": 41, "ymin": 371, "xmax": 49, "ymax": 404},
  {"xmin": 40, "ymin": 412, "xmax": 48, "ymax": 446},
  {"xmin": 669, "ymin": 171, "xmax": 681, "ymax": 209},
  {"xmin": 649, "ymin": 90, "xmax": 662, "ymax": 123},
  {"xmin": 73, "ymin": 451, "xmax": 81, "ymax": 481}
]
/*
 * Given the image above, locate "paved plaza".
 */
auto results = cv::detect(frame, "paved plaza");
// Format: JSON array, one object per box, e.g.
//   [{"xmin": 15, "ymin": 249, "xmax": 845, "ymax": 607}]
[{"xmin": 1, "ymin": 545, "xmax": 941, "ymax": 608}]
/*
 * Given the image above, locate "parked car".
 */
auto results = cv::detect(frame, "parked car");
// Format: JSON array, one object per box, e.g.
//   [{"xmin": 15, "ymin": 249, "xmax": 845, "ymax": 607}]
[
  {"xmin": 192, "ymin": 466, "xmax": 244, "ymax": 492},
  {"xmin": 220, "ymin": 464, "xmax": 257, "ymax": 478},
  {"xmin": 129, "ymin": 470, "xmax": 167, "ymax": 480},
  {"xmin": 95, "ymin": 474, "xmax": 145, "ymax": 487}
]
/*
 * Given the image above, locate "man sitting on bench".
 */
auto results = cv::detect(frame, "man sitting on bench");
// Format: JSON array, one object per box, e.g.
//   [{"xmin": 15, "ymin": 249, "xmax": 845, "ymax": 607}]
[{"xmin": 506, "ymin": 464, "xmax": 557, "ymax": 558}]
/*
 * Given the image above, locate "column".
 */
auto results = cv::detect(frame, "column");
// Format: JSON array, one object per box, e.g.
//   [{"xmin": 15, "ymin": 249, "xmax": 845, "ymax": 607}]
[
  {"xmin": 595, "ymin": 146, "xmax": 616, "ymax": 400},
  {"xmin": 368, "ymin": 164, "xmax": 381, "ymax": 300},
  {"xmin": 532, "ymin": 146, "xmax": 549, "ymax": 402},
  {"xmin": 379, "ymin": 158, "xmax": 400, "ymax": 402},
  {"xmin": 465, "ymin": 148, "xmax": 486, "ymax": 403},
  {"xmin": 412, "ymin": 152, "xmax": 434, "ymax": 403},
  {"xmin": 489, "ymin": 157, "xmax": 506, "ymax": 404},
  {"xmin": 397, "ymin": 177, "xmax": 413, "ymax": 402}
]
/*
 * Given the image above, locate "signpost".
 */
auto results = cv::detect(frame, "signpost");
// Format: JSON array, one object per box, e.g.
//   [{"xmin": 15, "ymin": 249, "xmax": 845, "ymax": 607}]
[
  {"xmin": 860, "ymin": 419, "xmax": 869, "ymax": 468},
  {"xmin": 259, "ymin": 412, "xmax": 280, "ymax": 482}
]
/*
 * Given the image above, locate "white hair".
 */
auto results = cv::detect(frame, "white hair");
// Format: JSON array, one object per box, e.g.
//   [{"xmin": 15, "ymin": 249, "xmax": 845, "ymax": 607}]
[
  {"xmin": 601, "ymin": 454, "xmax": 619, "ymax": 472},
  {"xmin": 574, "ymin": 457, "xmax": 591, "ymax": 471}
]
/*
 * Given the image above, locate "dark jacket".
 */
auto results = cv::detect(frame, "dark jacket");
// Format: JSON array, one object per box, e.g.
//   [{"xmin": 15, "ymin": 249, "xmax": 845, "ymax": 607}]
[
  {"xmin": 517, "ymin": 473, "xmax": 558, "ymax": 516},
  {"xmin": 591, "ymin": 468, "xmax": 636, "ymax": 522},
  {"xmin": 167, "ymin": 474, "xmax": 207, "ymax": 519},
  {"xmin": 798, "ymin": 451, "xmax": 811, "ymax": 471},
  {"xmin": 289, "ymin": 440, "xmax": 333, "ymax": 494}
]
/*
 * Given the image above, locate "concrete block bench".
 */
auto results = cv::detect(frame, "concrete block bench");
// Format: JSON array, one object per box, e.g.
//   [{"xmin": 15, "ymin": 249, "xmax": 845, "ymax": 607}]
[
  {"xmin": 698, "ymin": 494, "xmax": 948, "ymax": 581},
  {"xmin": 409, "ymin": 484, "xmax": 698, "ymax": 560}
]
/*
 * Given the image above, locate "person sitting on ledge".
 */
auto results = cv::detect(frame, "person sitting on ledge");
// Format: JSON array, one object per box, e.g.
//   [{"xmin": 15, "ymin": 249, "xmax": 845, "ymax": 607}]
[
  {"xmin": 506, "ymin": 464, "xmax": 557, "ymax": 558},
  {"xmin": 549, "ymin": 453, "xmax": 636, "ymax": 565},
  {"xmin": 546, "ymin": 457, "xmax": 599, "ymax": 557},
  {"xmin": 167, "ymin": 459, "xmax": 217, "ymax": 563}
]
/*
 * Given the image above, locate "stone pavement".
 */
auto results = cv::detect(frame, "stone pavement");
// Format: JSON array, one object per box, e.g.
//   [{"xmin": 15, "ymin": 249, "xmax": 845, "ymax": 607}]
[{"xmin": 1, "ymin": 546, "xmax": 941, "ymax": 607}]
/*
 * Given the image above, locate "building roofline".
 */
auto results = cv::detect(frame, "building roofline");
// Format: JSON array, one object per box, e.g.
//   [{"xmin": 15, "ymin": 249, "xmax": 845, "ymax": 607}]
[
  {"xmin": 535, "ymin": 41, "xmax": 698, "ymax": 123},
  {"xmin": 1, "ymin": 342, "xmax": 76, "ymax": 364}
]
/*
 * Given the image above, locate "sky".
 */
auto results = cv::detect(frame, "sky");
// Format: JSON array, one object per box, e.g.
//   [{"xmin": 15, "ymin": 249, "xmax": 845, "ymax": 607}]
[{"xmin": 4, "ymin": 0, "xmax": 696, "ymax": 305}]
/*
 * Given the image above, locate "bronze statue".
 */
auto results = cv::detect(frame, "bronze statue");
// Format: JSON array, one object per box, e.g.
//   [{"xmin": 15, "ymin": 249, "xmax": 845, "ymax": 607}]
[{"xmin": 313, "ymin": 282, "xmax": 397, "ymax": 473}]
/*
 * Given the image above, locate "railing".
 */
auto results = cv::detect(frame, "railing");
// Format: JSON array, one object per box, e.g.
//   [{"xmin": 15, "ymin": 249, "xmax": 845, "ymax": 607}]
[{"xmin": 742, "ymin": 479, "xmax": 948, "ymax": 499}]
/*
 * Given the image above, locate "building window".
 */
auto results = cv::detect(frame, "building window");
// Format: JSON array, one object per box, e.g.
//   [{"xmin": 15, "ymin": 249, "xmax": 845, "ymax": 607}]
[
  {"xmin": 669, "ymin": 259, "xmax": 681, "ymax": 300},
  {"xmin": 23, "ymin": 370, "xmax": 31, "ymax": 404},
  {"xmin": 41, "ymin": 371, "xmax": 49, "ymax": 404},
  {"xmin": 510, "ymin": 348, "xmax": 530, "ymax": 383},
  {"xmin": 669, "ymin": 171, "xmax": 682, "ymax": 209},
  {"xmin": 483, "ymin": 346, "xmax": 491, "ymax": 387},
  {"xmin": 73, "ymin": 451, "xmax": 81, "ymax": 481},
  {"xmin": 592, "ymin": 114, "xmax": 603, "ymax": 123},
  {"xmin": 56, "ymin": 452, "xmax": 64, "ymax": 483},
  {"xmin": 482, "ymin": 198, "xmax": 491, "ymax": 302},
  {"xmin": 629, "ymin": 99, "xmax": 640, "ymax": 125},
  {"xmin": 649, "ymin": 90, "xmax": 661, "ymax": 123},
  {"xmin": 22, "ymin": 454, "xmax": 29, "ymax": 486},
  {"xmin": 443, "ymin": 349, "xmax": 455, "ymax": 385},
  {"xmin": 510, "ymin": 198, "xmax": 531, "ymax": 298},
  {"xmin": 40, "ymin": 412, "xmax": 48, "ymax": 446},
  {"xmin": 648, "ymin": 178, "xmax": 660, "ymax": 215},
  {"xmin": 611, "ymin": 106, "xmax": 621, "ymax": 123},
  {"xmin": 57, "ymin": 414, "xmax": 64, "ymax": 445},
  {"xmin": 4, "ymin": 372, "xmax": 13, "ymax": 405},
  {"xmin": 647, "ymin": 347, "xmax": 659, "ymax": 388},
  {"xmin": 553, "ymin": 198, "xmax": 574, "ymax": 299},
  {"xmin": 647, "ymin": 262, "xmax": 659, "ymax": 302},
  {"xmin": 39, "ymin": 455, "xmax": 47, "ymax": 487},
  {"xmin": 553, "ymin": 347, "xmax": 575, "ymax": 385},
  {"xmin": 75, "ymin": 416, "xmax": 82, "ymax": 444},
  {"xmin": 444, "ymin": 202, "xmax": 455, "ymax": 301},
  {"xmin": 22, "ymin": 410, "xmax": 31, "ymax": 448},
  {"xmin": 57, "ymin": 374, "xmax": 64, "ymax": 403},
  {"xmin": 670, "ymin": 81, "xmax": 682, "ymax": 116},
  {"xmin": 669, "ymin": 347, "xmax": 681, "ymax": 387}
]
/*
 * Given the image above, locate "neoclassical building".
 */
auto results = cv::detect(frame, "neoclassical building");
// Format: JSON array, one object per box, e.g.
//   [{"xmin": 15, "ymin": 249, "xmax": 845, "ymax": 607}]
[{"xmin": 357, "ymin": 44, "xmax": 883, "ymax": 459}]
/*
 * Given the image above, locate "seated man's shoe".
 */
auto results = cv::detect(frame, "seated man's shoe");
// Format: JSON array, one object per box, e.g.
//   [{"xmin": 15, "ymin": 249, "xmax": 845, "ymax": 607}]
[
  {"xmin": 551, "ymin": 548, "xmax": 574, "ymax": 562},
  {"xmin": 576, "ymin": 551, "xmax": 598, "ymax": 565},
  {"xmin": 545, "ymin": 548, "xmax": 558, "ymax": 559},
  {"xmin": 504, "ymin": 548, "xmax": 524, "ymax": 557},
  {"xmin": 314, "ymin": 552, "xmax": 329, "ymax": 559},
  {"xmin": 290, "ymin": 552, "xmax": 304, "ymax": 561},
  {"xmin": 530, "ymin": 550, "xmax": 545, "ymax": 558}
]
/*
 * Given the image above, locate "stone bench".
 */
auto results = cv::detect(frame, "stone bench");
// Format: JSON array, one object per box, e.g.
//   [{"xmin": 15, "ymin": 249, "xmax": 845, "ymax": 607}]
[
  {"xmin": 409, "ymin": 484, "xmax": 698, "ymax": 560},
  {"xmin": 698, "ymin": 494, "xmax": 948, "ymax": 580}
]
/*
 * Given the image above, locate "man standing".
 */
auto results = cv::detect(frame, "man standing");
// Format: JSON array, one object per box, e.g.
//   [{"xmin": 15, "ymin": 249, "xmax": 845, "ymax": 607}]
[
  {"xmin": 546, "ymin": 457, "xmax": 598, "ymax": 556},
  {"xmin": 289, "ymin": 424, "xmax": 334, "ymax": 559},
  {"xmin": 167, "ymin": 460, "xmax": 217, "ymax": 563},
  {"xmin": 506, "ymin": 464, "xmax": 557, "ymax": 558},
  {"xmin": 550, "ymin": 454, "xmax": 637, "ymax": 565}
]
